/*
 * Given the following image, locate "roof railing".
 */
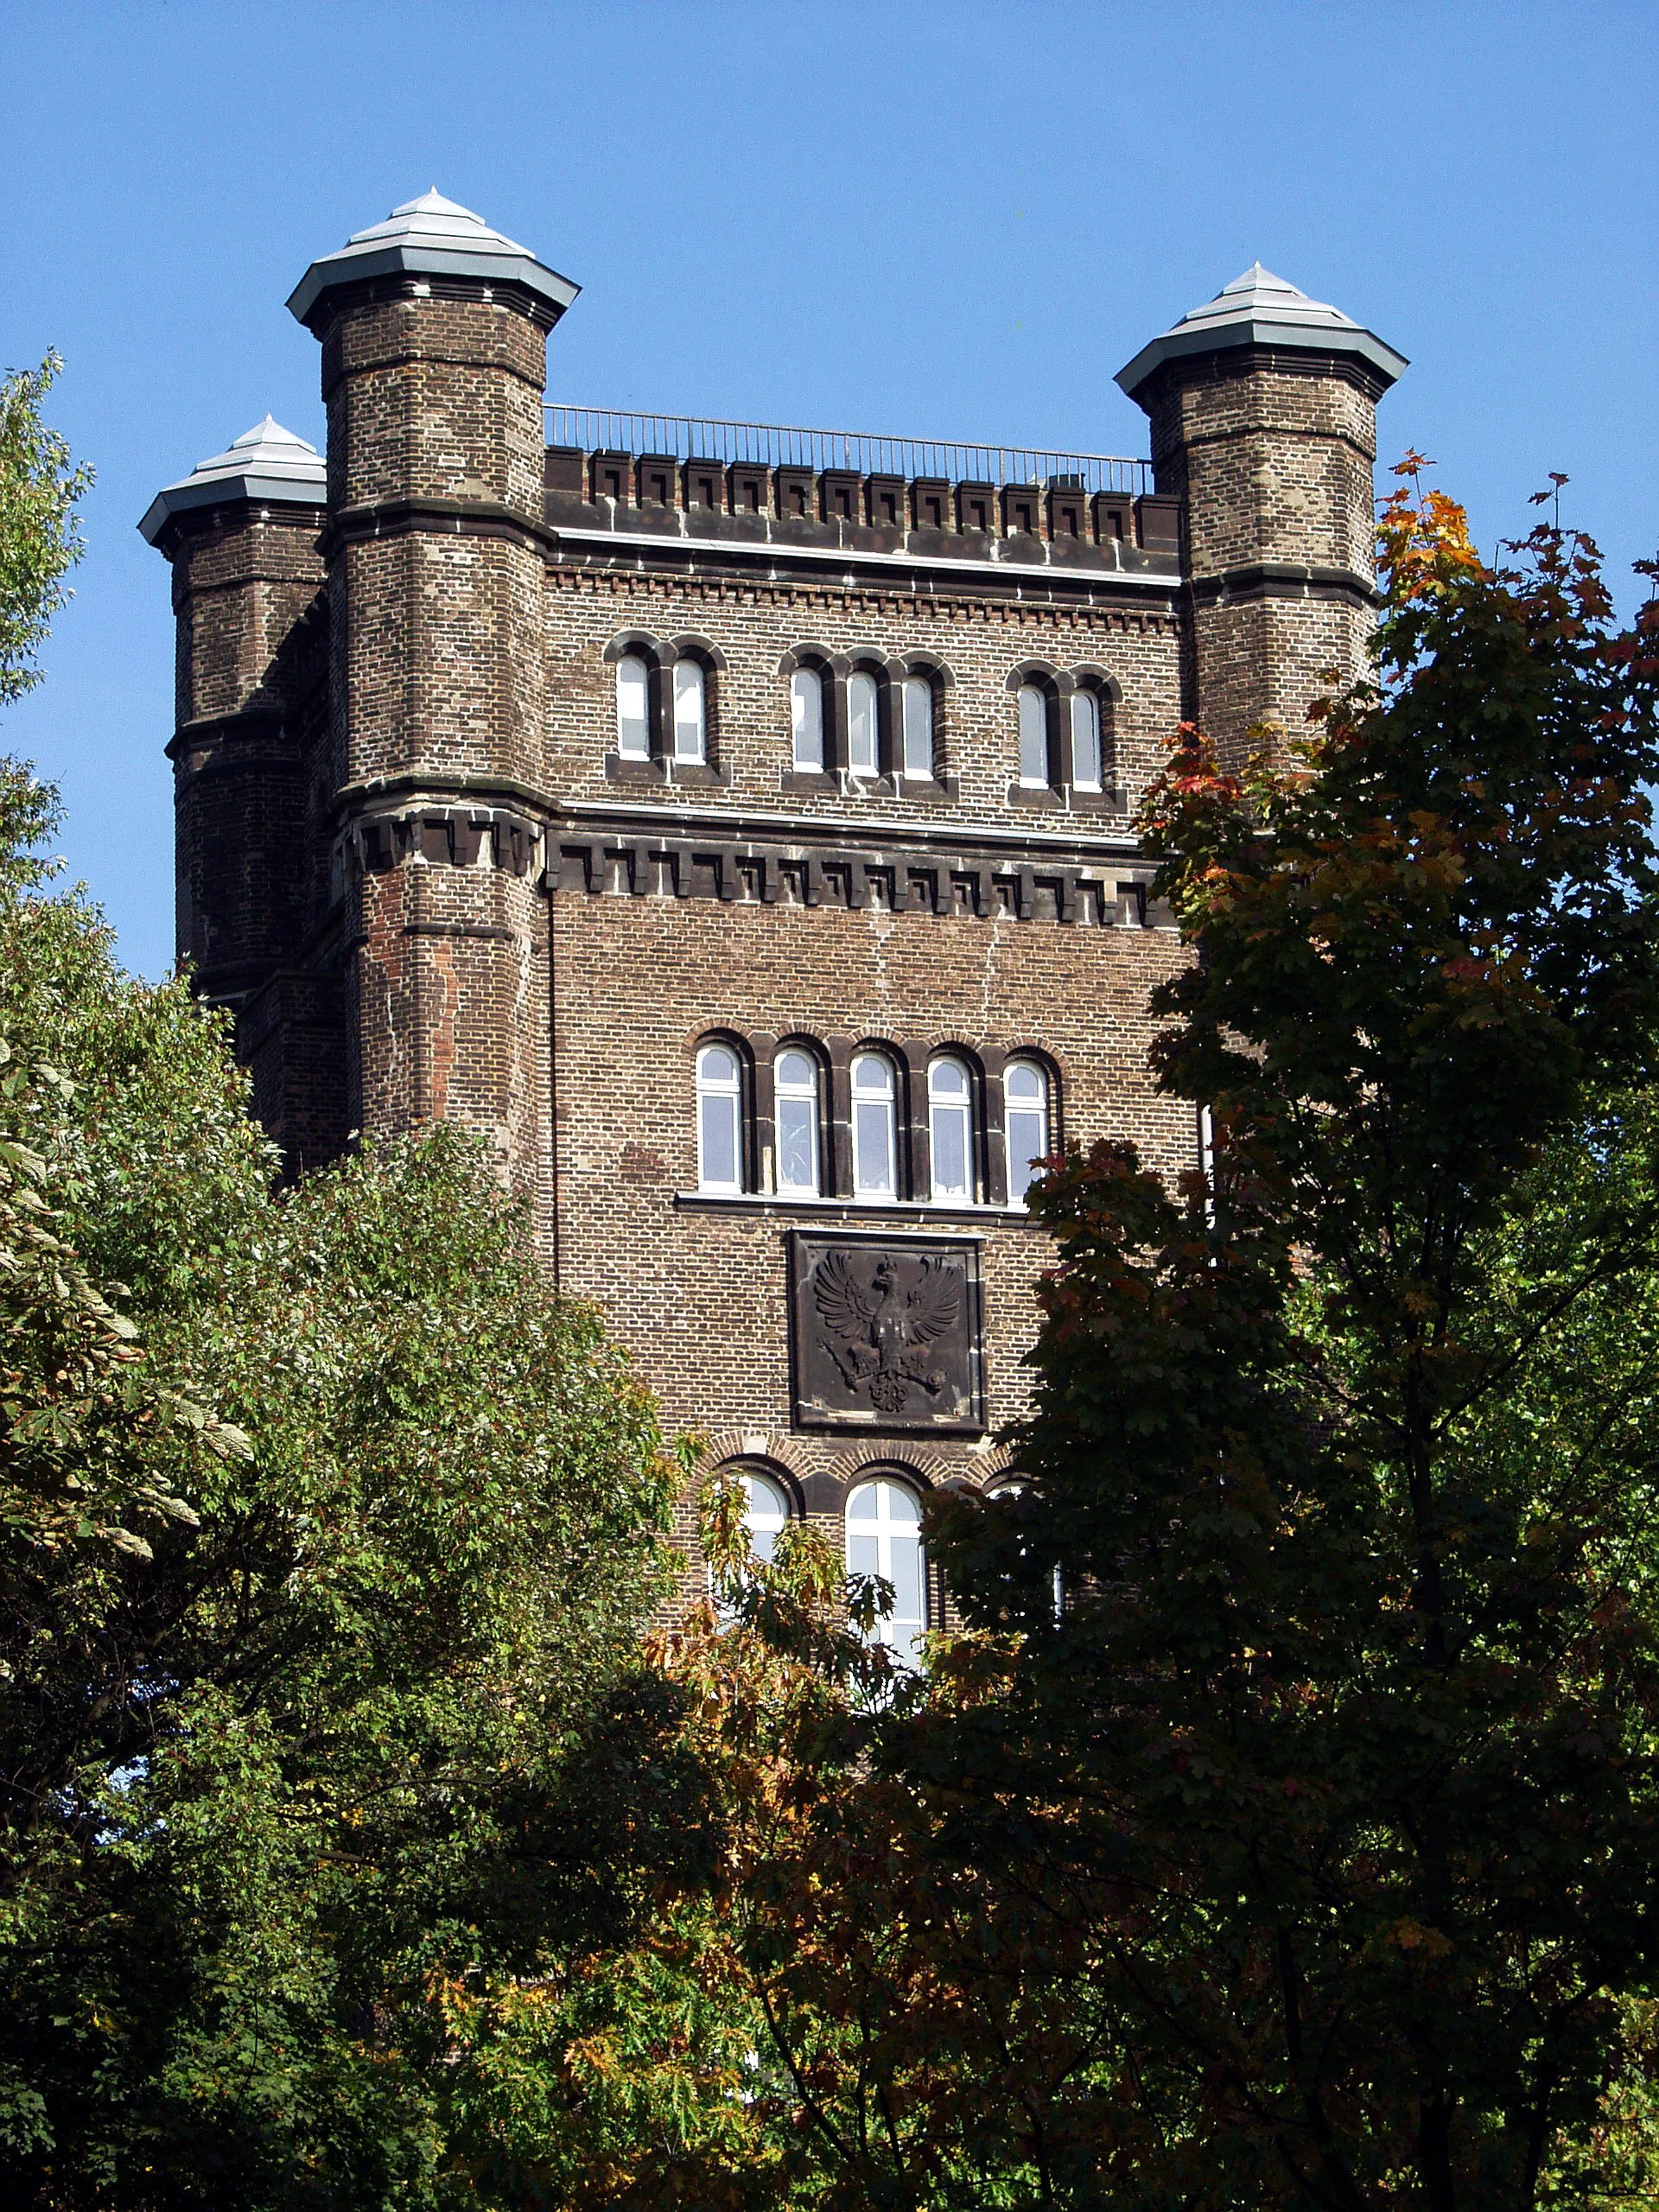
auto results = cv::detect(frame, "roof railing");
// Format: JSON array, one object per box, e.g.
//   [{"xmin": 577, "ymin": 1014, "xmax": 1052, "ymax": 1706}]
[{"xmin": 544, "ymin": 404, "xmax": 1152, "ymax": 499}]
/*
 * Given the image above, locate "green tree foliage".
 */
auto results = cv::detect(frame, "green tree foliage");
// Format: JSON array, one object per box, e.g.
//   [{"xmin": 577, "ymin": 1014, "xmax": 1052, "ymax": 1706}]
[
  {"xmin": 595, "ymin": 477, "xmax": 1659, "ymax": 2212},
  {"xmin": 0, "ymin": 357, "xmax": 92, "ymax": 703},
  {"xmin": 886, "ymin": 475, "xmax": 1659, "ymax": 2208},
  {"xmin": 0, "ymin": 779, "xmax": 720, "ymax": 2208}
]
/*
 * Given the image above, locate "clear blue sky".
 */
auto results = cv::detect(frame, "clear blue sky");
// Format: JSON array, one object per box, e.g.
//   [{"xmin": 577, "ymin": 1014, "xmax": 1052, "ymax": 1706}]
[{"xmin": 3, "ymin": 0, "xmax": 1656, "ymax": 979}]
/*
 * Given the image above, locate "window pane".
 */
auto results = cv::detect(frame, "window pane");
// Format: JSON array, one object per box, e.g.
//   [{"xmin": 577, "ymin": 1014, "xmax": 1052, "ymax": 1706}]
[
  {"xmin": 673, "ymin": 658, "xmax": 706, "ymax": 761},
  {"xmin": 777, "ymin": 1094, "xmax": 817, "ymax": 1193},
  {"xmin": 887, "ymin": 1529, "xmax": 923, "ymax": 1620},
  {"xmin": 616, "ymin": 654, "xmax": 650, "ymax": 758},
  {"xmin": 743, "ymin": 1471, "xmax": 790, "ymax": 1564},
  {"xmin": 791, "ymin": 668, "xmax": 824, "ymax": 771},
  {"xmin": 700, "ymin": 1090, "xmax": 739, "ymax": 1190},
  {"xmin": 853, "ymin": 1055, "xmax": 892, "ymax": 1096},
  {"xmin": 1071, "ymin": 690, "xmax": 1102, "ymax": 788},
  {"xmin": 855, "ymin": 1102, "xmax": 895, "ymax": 1195},
  {"xmin": 846, "ymin": 1480, "xmax": 927, "ymax": 1669},
  {"xmin": 929, "ymin": 1058, "xmax": 972, "ymax": 1201},
  {"xmin": 701, "ymin": 1044, "xmax": 737, "ymax": 1086},
  {"xmin": 902, "ymin": 677, "xmax": 933, "ymax": 778},
  {"xmin": 849, "ymin": 671, "xmax": 879, "ymax": 773},
  {"xmin": 776, "ymin": 1048, "xmax": 815, "ymax": 1091},
  {"xmin": 1005, "ymin": 1060, "xmax": 1049, "ymax": 1204},
  {"xmin": 931, "ymin": 1103, "xmax": 969, "ymax": 1199},
  {"xmin": 1018, "ymin": 685, "xmax": 1048, "ymax": 785}
]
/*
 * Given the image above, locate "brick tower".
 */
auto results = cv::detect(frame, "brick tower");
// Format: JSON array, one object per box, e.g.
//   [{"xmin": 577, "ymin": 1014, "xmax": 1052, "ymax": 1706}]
[
  {"xmin": 143, "ymin": 204, "xmax": 1404, "ymax": 1627},
  {"xmin": 287, "ymin": 191, "xmax": 577, "ymax": 1223},
  {"xmin": 1116, "ymin": 264, "xmax": 1407, "ymax": 767}
]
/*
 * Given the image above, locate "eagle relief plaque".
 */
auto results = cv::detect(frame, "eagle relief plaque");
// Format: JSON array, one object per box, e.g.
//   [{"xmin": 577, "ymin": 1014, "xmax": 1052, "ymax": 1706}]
[{"xmin": 788, "ymin": 1232, "xmax": 985, "ymax": 1434}]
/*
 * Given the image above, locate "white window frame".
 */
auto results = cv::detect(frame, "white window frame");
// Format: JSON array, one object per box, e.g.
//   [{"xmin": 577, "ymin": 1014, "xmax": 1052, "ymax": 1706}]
[
  {"xmin": 1018, "ymin": 683, "xmax": 1049, "ymax": 787},
  {"xmin": 773, "ymin": 1046, "xmax": 821, "ymax": 1197},
  {"xmin": 673, "ymin": 658, "xmax": 707, "ymax": 764},
  {"xmin": 696, "ymin": 1041, "xmax": 744, "ymax": 1194},
  {"xmin": 901, "ymin": 674, "xmax": 934, "ymax": 780},
  {"xmin": 845, "ymin": 1477, "xmax": 928, "ymax": 1668},
  {"xmin": 791, "ymin": 666, "xmax": 825, "ymax": 772},
  {"xmin": 1070, "ymin": 688, "xmax": 1103, "ymax": 791},
  {"xmin": 848, "ymin": 670, "xmax": 880, "ymax": 776},
  {"xmin": 927, "ymin": 1056, "xmax": 974, "ymax": 1203},
  {"xmin": 615, "ymin": 652, "xmax": 651, "ymax": 760},
  {"xmin": 1004, "ymin": 1058, "xmax": 1051, "ymax": 1206},
  {"xmin": 851, "ymin": 1052, "xmax": 898, "ymax": 1199}
]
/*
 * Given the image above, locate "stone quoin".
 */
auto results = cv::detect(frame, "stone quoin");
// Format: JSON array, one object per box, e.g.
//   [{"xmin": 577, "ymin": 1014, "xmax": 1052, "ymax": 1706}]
[{"xmin": 141, "ymin": 193, "xmax": 1405, "ymax": 1610}]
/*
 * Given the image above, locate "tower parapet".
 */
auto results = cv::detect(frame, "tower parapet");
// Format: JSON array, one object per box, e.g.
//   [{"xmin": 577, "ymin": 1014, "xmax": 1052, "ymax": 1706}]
[{"xmin": 1117, "ymin": 264, "xmax": 1406, "ymax": 769}]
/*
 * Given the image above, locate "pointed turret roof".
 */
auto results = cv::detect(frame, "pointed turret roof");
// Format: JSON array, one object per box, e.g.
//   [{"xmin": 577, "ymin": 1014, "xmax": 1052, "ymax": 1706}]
[
  {"xmin": 286, "ymin": 189, "xmax": 579, "ymax": 327},
  {"xmin": 1116, "ymin": 264, "xmax": 1406, "ymax": 404},
  {"xmin": 138, "ymin": 415, "xmax": 326, "ymax": 545}
]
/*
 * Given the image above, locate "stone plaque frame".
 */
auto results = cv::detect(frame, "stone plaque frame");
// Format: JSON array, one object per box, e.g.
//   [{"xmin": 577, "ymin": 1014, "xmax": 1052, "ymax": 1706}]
[{"xmin": 787, "ymin": 1230, "xmax": 986, "ymax": 1435}]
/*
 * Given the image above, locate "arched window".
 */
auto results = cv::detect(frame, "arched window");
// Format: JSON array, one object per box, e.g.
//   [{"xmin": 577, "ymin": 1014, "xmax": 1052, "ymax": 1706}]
[
  {"xmin": 927, "ymin": 1056, "xmax": 974, "ymax": 1202},
  {"xmin": 1070, "ymin": 689, "xmax": 1102, "ymax": 790},
  {"xmin": 846, "ymin": 1478, "xmax": 927, "ymax": 1667},
  {"xmin": 615, "ymin": 652, "xmax": 650, "ymax": 760},
  {"xmin": 1018, "ymin": 683, "xmax": 1049, "ymax": 786},
  {"xmin": 773, "ymin": 1046, "xmax": 821, "ymax": 1196},
  {"xmin": 696, "ymin": 1042, "xmax": 743, "ymax": 1193},
  {"xmin": 1004, "ymin": 1058, "xmax": 1051, "ymax": 1205},
  {"xmin": 849, "ymin": 670, "xmax": 880, "ymax": 775},
  {"xmin": 740, "ymin": 1467, "xmax": 791, "ymax": 1566},
  {"xmin": 851, "ymin": 1052, "xmax": 897, "ymax": 1198},
  {"xmin": 791, "ymin": 666, "xmax": 824, "ymax": 772},
  {"xmin": 672, "ymin": 658, "xmax": 707, "ymax": 763},
  {"xmin": 901, "ymin": 675, "xmax": 934, "ymax": 779}
]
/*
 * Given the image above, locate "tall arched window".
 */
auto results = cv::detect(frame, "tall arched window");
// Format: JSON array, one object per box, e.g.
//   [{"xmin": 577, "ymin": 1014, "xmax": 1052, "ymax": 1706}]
[
  {"xmin": 791, "ymin": 666, "xmax": 824, "ymax": 772},
  {"xmin": 846, "ymin": 1478, "xmax": 927, "ymax": 1667},
  {"xmin": 672, "ymin": 658, "xmax": 707, "ymax": 763},
  {"xmin": 740, "ymin": 1468, "xmax": 791, "ymax": 1566},
  {"xmin": 851, "ymin": 1052, "xmax": 897, "ymax": 1198},
  {"xmin": 1018, "ymin": 683, "xmax": 1049, "ymax": 786},
  {"xmin": 696, "ymin": 1042, "xmax": 743, "ymax": 1193},
  {"xmin": 901, "ymin": 675, "xmax": 934, "ymax": 779},
  {"xmin": 1004, "ymin": 1058, "xmax": 1051, "ymax": 1205},
  {"xmin": 1070, "ymin": 689, "xmax": 1102, "ymax": 790},
  {"xmin": 615, "ymin": 652, "xmax": 651, "ymax": 760},
  {"xmin": 773, "ymin": 1047, "xmax": 821, "ymax": 1196},
  {"xmin": 849, "ymin": 670, "xmax": 880, "ymax": 775},
  {"xmin": 927, "ymin": 1056, "xmax": 973, "ymax": 1202}
]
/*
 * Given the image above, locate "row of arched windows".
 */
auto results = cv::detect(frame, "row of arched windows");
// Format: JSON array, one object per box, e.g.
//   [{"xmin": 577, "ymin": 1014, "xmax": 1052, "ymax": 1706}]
[
  {"xmin": 734, "ymin": 1465, "xmax": 929, "ymax": 1665},
  {"xmin": 696, "ymin": 1038, "xmax": 1053, "ymax": 1206},
  {"xmin": 607, "ymin": 634, "xmax": 1117, "ymax": 793}
]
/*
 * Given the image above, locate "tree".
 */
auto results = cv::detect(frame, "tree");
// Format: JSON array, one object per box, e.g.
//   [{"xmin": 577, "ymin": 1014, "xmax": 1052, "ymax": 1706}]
[
  {"xmin": 589, "ymin": 475, "xmax": 1659, "ymax": 2212},
  {"xmin": 0, "ymin": 376, "xmax": 714, "ymax": 2207},
  {"xmin": 0, "ymin": 356, "xmax": 92, "ymax": 704},
  {"xmin": 880, "ymin": 472, "xmax": 1659, "ymax": 2208}
]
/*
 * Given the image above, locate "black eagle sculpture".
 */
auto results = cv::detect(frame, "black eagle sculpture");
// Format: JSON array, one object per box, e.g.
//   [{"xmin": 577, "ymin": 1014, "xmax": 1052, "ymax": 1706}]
[{"xmin": 812, "ymin": 1251, "xmax": 961, "ymax": 1412}]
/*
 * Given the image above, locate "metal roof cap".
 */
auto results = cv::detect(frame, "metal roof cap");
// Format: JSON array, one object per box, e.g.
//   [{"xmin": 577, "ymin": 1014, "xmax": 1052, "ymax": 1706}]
[
  {"xmin": 1116, "ymin": 264, "xmax": 1407, "ymax": 404},
  {"xmin": 138, "ymin": 415, "xmax": 326, "ymax": 545},
  {"xmin": 286, "ymin": 188, "xmax": 580, "ymax": 326}
]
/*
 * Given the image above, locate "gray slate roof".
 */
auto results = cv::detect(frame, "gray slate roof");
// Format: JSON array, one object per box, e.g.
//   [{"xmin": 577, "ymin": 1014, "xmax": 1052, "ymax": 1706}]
[
  {"xmin": 1116, "ymin": 264, "xmax": 1407, "ymax": 403},
  {"xmin": 138, "ymin": 416, "xmax": 326, "ymax": 544},
  {"xmin": 286, "ymin": 188, "xmax": 579, "ymax": 326}
]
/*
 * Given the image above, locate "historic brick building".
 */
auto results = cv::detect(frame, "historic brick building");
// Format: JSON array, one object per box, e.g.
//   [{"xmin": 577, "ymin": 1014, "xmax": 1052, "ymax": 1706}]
[{"xmin": 140, "ymin": 193, "xmax": 1404, "ymax": 1644}]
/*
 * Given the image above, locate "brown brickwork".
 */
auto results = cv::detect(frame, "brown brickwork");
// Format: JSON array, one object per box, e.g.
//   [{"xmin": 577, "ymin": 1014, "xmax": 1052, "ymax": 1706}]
[{"xmin": 147, "ymin": 207, "xmax": 1402, "ymax": 1624}]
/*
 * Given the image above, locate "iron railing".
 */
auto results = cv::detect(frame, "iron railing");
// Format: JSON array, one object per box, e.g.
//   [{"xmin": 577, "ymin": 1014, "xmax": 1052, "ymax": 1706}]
[{"xmin": 544, "ymin": 404, "xmax": 1152, "ymax": 498}]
